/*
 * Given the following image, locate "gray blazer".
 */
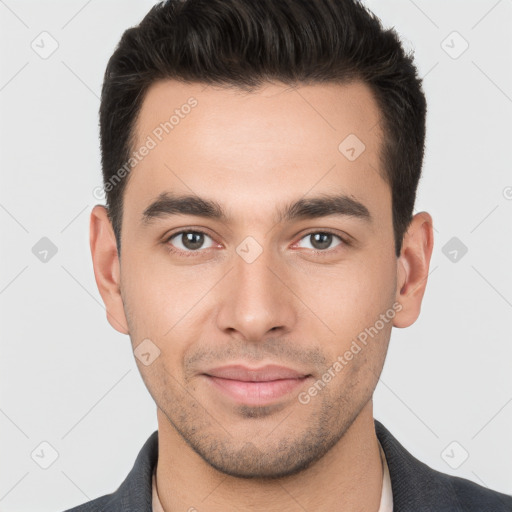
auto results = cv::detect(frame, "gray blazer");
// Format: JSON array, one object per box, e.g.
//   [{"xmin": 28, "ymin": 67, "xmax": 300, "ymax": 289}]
[{"xmin": 63, "ymin": 420, "xmax": 512, "ymax": 511}]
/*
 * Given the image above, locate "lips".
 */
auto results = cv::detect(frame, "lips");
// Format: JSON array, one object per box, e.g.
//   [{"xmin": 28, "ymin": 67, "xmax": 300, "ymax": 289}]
[
  {"xmin": 205, "ymin": 364, "xmax": 309, "ymax": 381},
  {"xmin": 202, "ymin": 364, "xmax": 311, "ymax": 406}
]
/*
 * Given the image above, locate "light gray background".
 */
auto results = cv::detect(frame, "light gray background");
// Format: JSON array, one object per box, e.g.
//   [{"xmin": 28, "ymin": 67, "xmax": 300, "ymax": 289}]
[{"xmin": 1, "ymin": 1, "xmax": 511, "ymax": 511}]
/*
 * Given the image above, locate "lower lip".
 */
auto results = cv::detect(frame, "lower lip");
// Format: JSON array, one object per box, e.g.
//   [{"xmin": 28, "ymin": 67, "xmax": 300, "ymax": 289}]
[{"xmin": 204, "ymin": 375, "xmax": 310, "ymax": 406}]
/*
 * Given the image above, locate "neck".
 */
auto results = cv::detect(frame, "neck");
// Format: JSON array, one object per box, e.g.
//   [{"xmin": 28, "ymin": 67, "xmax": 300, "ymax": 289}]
[{"xmin": 155, "ymin": 402, "xmax": 383, "ymax": 512}]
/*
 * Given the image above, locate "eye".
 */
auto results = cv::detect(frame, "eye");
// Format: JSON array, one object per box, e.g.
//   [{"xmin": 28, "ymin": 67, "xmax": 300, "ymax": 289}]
[
  {"xmin": 295, "ymin": 231, "xmax": 344, "ymax": 251},
  {"xmin": 167, "ymin": 230, "xmax": 216, "ymax": 252}
]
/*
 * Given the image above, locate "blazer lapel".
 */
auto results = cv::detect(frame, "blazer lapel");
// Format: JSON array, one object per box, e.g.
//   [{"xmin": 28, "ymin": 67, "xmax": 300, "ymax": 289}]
[
  {"xmin": 109, "ymin": 430, "xmax": 158, "ymax": 512},
  {"xmin": 375, "ymin": 419, "xmax": 464, "ymax": 512}
]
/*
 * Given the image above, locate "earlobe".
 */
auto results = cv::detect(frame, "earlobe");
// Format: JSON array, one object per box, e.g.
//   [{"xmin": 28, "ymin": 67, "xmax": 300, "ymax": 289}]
[
  {"xmin": 89, "ymin": 205, "xmax": 129, "ymax": 334},
  {"xmin": 393, "ymin": 212, "xmax": 434, "ymax": 328}
]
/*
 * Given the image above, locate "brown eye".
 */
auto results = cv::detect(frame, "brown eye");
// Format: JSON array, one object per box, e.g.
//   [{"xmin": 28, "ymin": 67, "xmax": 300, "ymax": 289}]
[
  {"xmin": 169, "ymin": 231, "xmax": 214, "ymax": 252},
  {"xmin": 297, "ymin": 232, "xmax": 343, "ymax": 251}
]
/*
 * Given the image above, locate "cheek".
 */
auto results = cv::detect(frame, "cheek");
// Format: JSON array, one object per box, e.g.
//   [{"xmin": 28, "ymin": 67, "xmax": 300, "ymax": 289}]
[
  {"xmin": 135, "ymin": 353, "xmax": 188, "ymax": 414},
  {"xmin": 121, "ymin": 249, "xmax": 216, "ymax": 335},
  {"xmin": 298, "ymin": 254, "xmax": 396, "ymax": 338}
]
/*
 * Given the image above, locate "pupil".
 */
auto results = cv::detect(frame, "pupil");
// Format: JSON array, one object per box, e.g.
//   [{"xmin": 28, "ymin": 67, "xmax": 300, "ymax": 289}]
[
  {"xmin": 311, "ymin": 233, "xmax": 332, "ymax": 250},
  {"xmin": 183, "ymin": 232, "xmax": 204, "ymax": 250}
]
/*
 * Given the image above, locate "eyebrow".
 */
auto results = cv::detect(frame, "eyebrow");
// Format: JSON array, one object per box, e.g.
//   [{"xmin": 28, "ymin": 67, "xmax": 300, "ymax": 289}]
[{"xmin": 141, "ymin": 192, "xmax": 372, "ymax": 225}]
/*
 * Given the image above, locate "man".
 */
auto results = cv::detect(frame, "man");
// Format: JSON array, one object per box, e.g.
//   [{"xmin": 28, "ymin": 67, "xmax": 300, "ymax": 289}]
[{"xmin": 64, "ymin": 0, "xmax": 512, "ymax": 510}]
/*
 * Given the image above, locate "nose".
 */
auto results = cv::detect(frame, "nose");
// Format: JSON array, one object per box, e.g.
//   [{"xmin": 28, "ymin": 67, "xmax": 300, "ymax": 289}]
[{"xmin": 215, "ymin": 244, "xmax": 298, "ymax": 343}]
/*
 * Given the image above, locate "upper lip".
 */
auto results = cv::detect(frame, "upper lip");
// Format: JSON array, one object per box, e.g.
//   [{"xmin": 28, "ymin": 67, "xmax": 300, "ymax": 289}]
[{"xmin": 204, "ymin": 364, "xmax": 310, "ymax": 382}]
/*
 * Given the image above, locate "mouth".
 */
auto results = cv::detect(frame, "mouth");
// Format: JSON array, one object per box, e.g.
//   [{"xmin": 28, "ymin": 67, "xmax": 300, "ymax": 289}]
[{"xmin": 202, "ymin": 364, "xmax": 312, "ymax": 406}]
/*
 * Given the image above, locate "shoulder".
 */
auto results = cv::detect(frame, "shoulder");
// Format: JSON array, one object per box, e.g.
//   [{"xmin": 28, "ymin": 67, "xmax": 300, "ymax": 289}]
[
  {"xmin": 63, "ymin": 493, "xmax": 117, "ymax": 512},
  {"xmin": 61, "ymin": 430, "xmax": 158, "ymax": 512},
  {"xmin": 375, "ymin": 419, "xmax": 512, "ymax": 511},
  {"xmin": 443, "ymin": 471, "xmax": 512, "ymax": 511}
]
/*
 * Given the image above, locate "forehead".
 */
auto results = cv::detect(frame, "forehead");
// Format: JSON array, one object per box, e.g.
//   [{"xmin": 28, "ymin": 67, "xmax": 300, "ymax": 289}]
[{"xmin": 125, "ymin": 79, "xmax": 389, "ymax": 226}]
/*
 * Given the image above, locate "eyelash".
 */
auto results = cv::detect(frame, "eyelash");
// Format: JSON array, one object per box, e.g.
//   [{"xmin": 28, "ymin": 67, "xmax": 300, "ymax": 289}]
[{"xmin": 164, "ymin": 229, "xmax": 350, "ymax": 258}]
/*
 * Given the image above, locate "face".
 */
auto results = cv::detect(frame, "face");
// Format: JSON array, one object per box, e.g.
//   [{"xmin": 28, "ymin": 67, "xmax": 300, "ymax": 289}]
[{"xmin": 106, "ymin": 80, "xmax": 403, "ymax": 478}]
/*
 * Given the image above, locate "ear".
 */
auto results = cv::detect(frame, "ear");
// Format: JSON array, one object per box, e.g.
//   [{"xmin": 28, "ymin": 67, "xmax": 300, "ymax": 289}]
[
  {"xmin": 89, "ymin": 205, "xmax": 129, "ymax": 334},
  {"xmin": 393, "ymin": 211, "xmax": 434, "ymax": 328}
]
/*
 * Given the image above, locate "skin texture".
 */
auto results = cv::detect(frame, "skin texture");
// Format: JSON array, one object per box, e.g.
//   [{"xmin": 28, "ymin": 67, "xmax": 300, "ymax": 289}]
[{"xmin": 90, "ymin": 80, "xmax": 434, "ymax": 511}]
